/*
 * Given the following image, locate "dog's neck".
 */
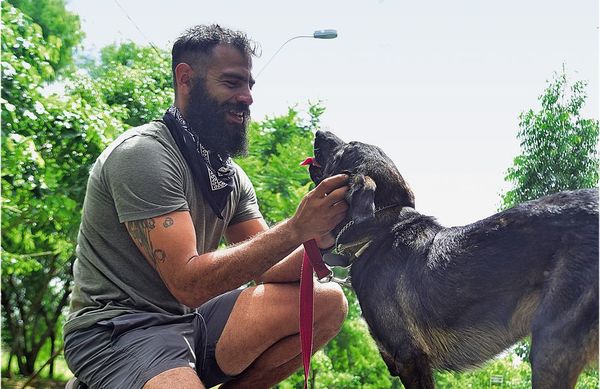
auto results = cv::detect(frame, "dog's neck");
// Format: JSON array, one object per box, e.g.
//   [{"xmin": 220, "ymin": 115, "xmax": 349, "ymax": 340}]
[
  {"xmin": 335, "ymin": 203, "xmax": 405, "ymax": 257},
  {"xmin": 375, "ymin": 203, "xmax": 406, "ymax": 214}
]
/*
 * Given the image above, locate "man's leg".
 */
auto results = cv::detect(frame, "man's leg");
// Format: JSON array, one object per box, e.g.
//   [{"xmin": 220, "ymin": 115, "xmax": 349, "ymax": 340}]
[
  {"xmin": 143, "ymin": 367, "xmax": 204, "ymax": 389},
  {"xmin": 215, "ymin": 281, "xmax": 348, "ymax": 388},
  {"xmin": 64, "ymin": 314, "xmax": 208, "ymax": 389}
]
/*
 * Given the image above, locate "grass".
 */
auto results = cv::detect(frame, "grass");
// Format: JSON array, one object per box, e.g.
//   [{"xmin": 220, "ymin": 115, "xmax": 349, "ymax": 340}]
[
  {"xmin": 2, "ymin": 350, "xmax": 598, "ymax": 388},
  {"xmin": 1, "ymin": 377, "xmax": 69, "ymax": 389},
  {"xmin": 2, "ymin": 351, "xmax": 73, "ymax": 389}
]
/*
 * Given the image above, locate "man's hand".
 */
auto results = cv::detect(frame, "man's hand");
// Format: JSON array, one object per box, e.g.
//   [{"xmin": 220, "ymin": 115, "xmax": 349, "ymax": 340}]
[
  {"xmin": 315, "ymin": 232, "xmax": 336, "ymax": 250},
  {"xmin": 290, "ymin": 174, "xmax": 349, "ymax": 243}
]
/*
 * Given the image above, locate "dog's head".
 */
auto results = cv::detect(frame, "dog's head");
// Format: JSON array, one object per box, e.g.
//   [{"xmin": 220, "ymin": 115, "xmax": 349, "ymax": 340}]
[{"xmin": 306, "ymin": 130, "xmax": 415, "ymax": 252}]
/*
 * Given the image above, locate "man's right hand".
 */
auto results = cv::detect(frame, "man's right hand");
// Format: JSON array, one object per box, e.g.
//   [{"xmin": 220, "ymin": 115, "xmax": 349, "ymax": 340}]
[{"xmin": 290, "ymin": 174, "xmax": 349, "ymax": 242}]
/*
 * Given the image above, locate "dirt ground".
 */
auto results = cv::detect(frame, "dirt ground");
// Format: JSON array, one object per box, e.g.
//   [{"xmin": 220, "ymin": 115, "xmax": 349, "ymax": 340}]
[{"xmin": 1, "ymin": 377, "xmax": 68, "ymax": 389}]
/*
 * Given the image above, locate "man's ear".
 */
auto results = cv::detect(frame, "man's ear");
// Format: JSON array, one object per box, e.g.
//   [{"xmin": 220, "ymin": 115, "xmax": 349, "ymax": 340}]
[
  {"xmin": 347, "ymin": 174, "xmax": 376, "ymax": 223},
  {"xmin": 174, "ymin": 62, "xmax": 194, "ymax": 95}
]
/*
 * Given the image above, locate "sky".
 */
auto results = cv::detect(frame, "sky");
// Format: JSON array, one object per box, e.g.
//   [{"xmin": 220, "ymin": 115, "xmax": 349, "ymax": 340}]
[{"xmin": 66, "ymin": 0, "xmax": 599, "ymax": 227}]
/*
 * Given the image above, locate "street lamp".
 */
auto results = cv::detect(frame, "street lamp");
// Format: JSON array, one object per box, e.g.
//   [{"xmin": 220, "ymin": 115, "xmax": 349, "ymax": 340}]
[{"xmin": 255, "ymin": 29, "xmax": 338, "ymax": 78}]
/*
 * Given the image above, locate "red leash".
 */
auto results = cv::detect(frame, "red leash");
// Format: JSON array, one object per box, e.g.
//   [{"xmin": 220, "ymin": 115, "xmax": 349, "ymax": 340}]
[{"xmin": 300, "ymin": 239, "xmax": 331, "ymax": 389}]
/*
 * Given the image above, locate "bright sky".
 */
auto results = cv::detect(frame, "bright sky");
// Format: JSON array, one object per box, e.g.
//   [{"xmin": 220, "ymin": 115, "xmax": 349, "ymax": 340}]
[{"xmin": 66, "ymin": 0, "xmax": 598, "ymax": 227}]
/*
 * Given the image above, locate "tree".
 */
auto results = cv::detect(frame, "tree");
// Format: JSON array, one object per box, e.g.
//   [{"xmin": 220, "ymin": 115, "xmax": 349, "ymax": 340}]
[
  {"xmin": 0, "ymin": 2, "xmax": 174, "ymax": 378},
  {"xmin": 502, "ymin": 68, "xmax": 599, "ymax": 209},
  {"xmin": 6, "ymin": 0, "xmax": 83, "ymax": 77},
  {"xmin": 82, "ymin": 42, "xmax": 173, "ymax": 127},
  {"xmin": 1, "ymin": 1, "xmax": 121, "ymax": 377},
  {"xmin": 237, "ymin": 104, "xmax": 321, "ymax": 225}
]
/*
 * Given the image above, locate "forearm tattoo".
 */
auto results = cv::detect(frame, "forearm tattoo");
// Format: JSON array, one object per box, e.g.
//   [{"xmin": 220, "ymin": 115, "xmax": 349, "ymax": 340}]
[{"xmin": 127, "ymin": 218, "xmax": 168, "ymax": 265}]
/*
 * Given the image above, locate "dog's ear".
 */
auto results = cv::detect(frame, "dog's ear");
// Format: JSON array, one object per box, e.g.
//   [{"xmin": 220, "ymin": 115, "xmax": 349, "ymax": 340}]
[{"xmin": 347, "ymin": 174, "xmax": 376, "ymax": 223}]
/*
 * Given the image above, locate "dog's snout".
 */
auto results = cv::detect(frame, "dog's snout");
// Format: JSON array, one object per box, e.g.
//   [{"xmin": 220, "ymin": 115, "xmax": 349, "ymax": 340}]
[{"xmin": 313, "ymin": 131, "xmax": 346, "ymax": 160}]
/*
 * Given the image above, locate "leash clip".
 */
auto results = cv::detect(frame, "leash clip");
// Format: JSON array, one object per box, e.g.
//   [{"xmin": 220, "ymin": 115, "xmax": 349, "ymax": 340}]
[{"xmin": 318, "ymin": 265, "xmax": 352, "ymax": 288}]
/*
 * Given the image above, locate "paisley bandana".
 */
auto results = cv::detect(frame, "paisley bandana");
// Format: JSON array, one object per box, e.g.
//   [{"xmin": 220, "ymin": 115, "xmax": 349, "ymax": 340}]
[{"xmin": 161, "ymin": 106, "xmax": 235, "ymax": 219}]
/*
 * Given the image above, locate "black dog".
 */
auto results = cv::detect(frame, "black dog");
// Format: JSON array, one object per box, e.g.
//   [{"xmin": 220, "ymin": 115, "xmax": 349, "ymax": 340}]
[{"xmin": 307, "ymin": 130, "xmax": 598, "ymax": 389}]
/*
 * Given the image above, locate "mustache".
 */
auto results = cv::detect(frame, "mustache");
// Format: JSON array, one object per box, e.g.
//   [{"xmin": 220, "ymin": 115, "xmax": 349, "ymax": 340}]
[{"xmin": 220, "ymin": 102, "xmax": 251, "ymax": 117}]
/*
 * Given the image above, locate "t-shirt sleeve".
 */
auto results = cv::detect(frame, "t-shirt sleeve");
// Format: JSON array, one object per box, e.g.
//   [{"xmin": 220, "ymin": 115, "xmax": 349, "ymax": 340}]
[
  {"xmin": 229, "ymin": 165, "xmax": 263, "ymax": 226},
  {"xmin": 103, "ymin": 135, "xmax": 189, "ymax": 223}
]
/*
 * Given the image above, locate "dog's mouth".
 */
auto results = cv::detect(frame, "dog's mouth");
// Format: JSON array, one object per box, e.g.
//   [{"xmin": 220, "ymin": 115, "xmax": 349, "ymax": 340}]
[
  {"xmin": 300, "ymin": 156, "xmax": 325, "ymax": 184},
  {"xmin": 300, "ymin": 157, "xmax": 319, "ymax": 167}
]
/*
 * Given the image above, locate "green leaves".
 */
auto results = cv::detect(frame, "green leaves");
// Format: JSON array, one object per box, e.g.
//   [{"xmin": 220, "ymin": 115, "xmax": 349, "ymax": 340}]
[
  {"xmin": 1, "ymin": 2, "xmax": 118, "ymax": 376},
  {"xmin": 236, "ymin": 106, "xmax": 319, "ymax": 225},
  {"xmin": 83, "ymin": 42, "xmax": 173, "ymax": 127},
  {"xmin": 502, "ymin": 69, "xmax": 599, "ymax": 209},
  {"xmin": 6, "ymin": 0, "xmax": 83, "ymax": 76}
]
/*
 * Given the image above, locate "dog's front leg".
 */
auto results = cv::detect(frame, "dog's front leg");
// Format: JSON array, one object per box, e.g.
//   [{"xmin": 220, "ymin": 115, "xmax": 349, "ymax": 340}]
[{"xmin": 385, "ymin": 349, "xmax": 435, "ymax": 389}]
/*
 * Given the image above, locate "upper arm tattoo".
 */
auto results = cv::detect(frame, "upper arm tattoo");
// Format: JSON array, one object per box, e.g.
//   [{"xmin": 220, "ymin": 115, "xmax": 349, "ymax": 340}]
[
  {"xmin": 163, "ymin": 217, "xmax": 174, "ymax": 228},
  {"xmin": 127, "ymin": 218, "xmax": 168, "ymax": 266}
]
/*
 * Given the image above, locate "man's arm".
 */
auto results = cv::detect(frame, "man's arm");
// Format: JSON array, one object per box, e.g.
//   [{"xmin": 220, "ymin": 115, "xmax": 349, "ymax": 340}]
[
  {"xmin": 126, "ymin": 174, "xmax": 348, "ymax": 307},
  {"xmin": 225, "ymin": 218, "xmax": 300, "ymax": 283},
  {"xmin": 225, "ymin": 219, "xmax": 336, "ymax": 284}
]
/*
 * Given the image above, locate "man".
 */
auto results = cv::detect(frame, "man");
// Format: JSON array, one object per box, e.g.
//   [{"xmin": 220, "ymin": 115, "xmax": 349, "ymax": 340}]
[{"xmin": 63, "ymin": 24, "xmax": 349, "ymax": 389}]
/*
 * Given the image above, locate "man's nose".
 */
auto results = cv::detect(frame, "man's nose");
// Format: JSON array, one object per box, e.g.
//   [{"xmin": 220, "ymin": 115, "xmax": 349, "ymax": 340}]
[{"xmin": 236, "ymin": 87, "xmax": 253, "ymax": 106}]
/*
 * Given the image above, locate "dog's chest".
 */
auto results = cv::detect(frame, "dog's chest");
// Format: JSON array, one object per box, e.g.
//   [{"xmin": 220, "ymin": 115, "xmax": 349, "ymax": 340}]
[{"xmin": 351, "ymin": 253, "xmax": 421, "ymax": 341}]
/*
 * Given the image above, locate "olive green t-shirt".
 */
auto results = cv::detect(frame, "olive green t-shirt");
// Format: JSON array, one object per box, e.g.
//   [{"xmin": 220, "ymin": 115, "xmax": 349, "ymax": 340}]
[{"xmin": 64, "ymin": 121, "xmax": 262, "ymax": 335}]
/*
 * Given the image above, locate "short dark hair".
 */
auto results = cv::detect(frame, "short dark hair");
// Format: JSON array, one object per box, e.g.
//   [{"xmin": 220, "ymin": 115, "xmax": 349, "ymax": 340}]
[{"xmin": 171, "ymin": 24, "xmax": 259, "ymax": 88}]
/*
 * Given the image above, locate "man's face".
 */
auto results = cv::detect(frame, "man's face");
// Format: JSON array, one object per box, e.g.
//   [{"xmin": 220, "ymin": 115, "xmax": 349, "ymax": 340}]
[{"xmin": 184, "ymin": 45, "xmax": 254, "ymax": 157}]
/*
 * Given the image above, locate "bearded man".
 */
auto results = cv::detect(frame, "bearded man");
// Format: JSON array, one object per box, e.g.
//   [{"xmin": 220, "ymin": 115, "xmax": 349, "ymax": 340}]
[{"xmin": 63, "ymin": 24, "xmax": 349, "ymax": 389}]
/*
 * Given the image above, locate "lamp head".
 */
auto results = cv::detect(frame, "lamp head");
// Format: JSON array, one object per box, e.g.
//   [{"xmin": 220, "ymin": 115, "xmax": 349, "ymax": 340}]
[{"xmin": 313, "ymin": 29, "xmax": 338, "ymax": 39}]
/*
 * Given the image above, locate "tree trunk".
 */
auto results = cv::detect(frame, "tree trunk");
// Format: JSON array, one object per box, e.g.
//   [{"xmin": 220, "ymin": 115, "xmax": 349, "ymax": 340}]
[
  {"xmin": 16, "ymin": 346, "xmax": 28, "ymax": 376},
  {"xmin": 5, "ymin": 353, "xmax": 14, "ymax": 378},
  {"xmin": 49, "ymin": 334, "xmax": 56, "ymax": 378},
  {"xmin": 27, "ymin": 279, "xmax": 72, "ymax": 378},
  {"xmin": 20, "ymin": 345, "xmax": 64, "ymax": 389},
  {"xmin": 25, "ymin": 351, "xmax": 35, "ymax": 376}
]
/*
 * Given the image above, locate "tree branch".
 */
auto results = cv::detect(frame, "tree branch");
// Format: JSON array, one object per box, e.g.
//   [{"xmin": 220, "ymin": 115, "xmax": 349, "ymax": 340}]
[
  {"xmin": 31, "ymin": 284, "xmax": 71, "ymax": 359},
  {"xmin": 19, "ymin": 344, "xmax": 65, "ymax": 389}
]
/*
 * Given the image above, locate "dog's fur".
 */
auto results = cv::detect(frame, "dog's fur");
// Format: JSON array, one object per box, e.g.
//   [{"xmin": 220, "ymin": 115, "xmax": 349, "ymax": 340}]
[{"xmin": 308, "ymin": 130, "xmax": 599, "ymax": 389}]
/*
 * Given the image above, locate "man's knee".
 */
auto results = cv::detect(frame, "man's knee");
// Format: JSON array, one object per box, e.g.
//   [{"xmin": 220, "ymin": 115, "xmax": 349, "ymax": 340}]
[
  {"xmin": 143, "ymin": 367, "xmax": 204, "ymax": 389},
  {"xmin": 314, "ymin": 282, "xmax": 348, "ymax": 337}
]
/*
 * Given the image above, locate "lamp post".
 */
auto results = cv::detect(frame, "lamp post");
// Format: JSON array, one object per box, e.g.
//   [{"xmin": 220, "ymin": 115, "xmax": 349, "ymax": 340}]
[{"xmin": 255, "ymin": 29, "xmax": 338, "ymax": 78}]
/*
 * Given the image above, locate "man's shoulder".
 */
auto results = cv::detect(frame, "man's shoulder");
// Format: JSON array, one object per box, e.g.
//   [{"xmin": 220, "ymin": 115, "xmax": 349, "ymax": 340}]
[
  {"xmin": 231, "ymin": 161, "xmax": 252, "ymax": 182},
  {"xmin": 92, "ymin": 121, "xmax": 182, "ymax": 181},
  {"xmin": 230, "ymin": 160, "xmax": 246, "ymax": 174},
  {"xmin": 102, "ymin": 121, "xmax": 174, "ymax": 160},
  {"xmin": 116, "ymin": 121, "xmax": 171, "ymax": 149}
]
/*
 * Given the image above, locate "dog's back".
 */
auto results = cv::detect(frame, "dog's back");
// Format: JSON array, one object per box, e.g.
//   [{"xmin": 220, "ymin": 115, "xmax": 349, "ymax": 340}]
[{"xmin": 419, "ymin": 189, "xmax": 598, "ymax": 369}]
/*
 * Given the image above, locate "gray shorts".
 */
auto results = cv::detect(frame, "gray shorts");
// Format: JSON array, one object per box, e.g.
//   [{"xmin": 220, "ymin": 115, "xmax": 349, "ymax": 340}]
[{"xmin": 64, "ymin": 289, "xmax": 243, "ymax": 389}]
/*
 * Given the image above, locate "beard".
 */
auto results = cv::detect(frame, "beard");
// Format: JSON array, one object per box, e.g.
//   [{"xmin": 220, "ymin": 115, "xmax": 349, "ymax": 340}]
[{"xmin": 184, "ymin": 77, "xmax": 250, "ymax": 157}]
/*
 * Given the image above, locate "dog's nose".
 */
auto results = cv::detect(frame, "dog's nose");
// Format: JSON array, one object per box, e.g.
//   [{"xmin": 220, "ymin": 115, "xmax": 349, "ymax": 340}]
[{"xmin": 315, "ymin": 130, "xmax": 335, "ymax": 144}]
